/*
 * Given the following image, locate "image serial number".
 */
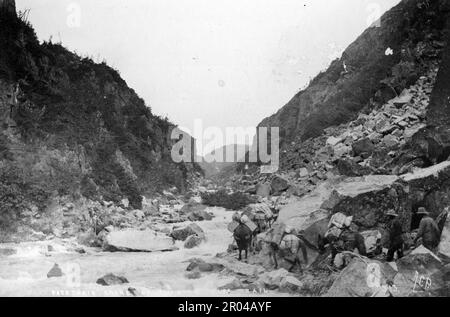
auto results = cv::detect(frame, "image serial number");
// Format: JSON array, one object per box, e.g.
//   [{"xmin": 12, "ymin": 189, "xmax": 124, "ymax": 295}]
[{"xmin": 221, "ymin": 302, "xmax": 271, "ymax": 312}]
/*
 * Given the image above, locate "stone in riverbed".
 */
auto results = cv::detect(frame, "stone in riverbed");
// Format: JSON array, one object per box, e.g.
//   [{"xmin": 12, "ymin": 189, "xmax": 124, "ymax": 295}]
[
  {"xmin": 103, "ymin": 229, "xmax": 177, "ymax": 252},
  {"xmin": 186, "ymin": 259, "xmax": 225, "ymax": 273},
  {"xmin": 184, "ymin": 234, "xmax": 204, "ymax": 249},
  {"xmin": 47, "ymin": 263, "xmax": 64, "ymax": 278},
  {"xmin": 96, "ymin": 273, "xmax": 129, "ymax": 286},
  {"xmin": 185, "ymin": 271, "xmax": 202, "ymax": 280},
  {"xmin": 171, "ymin": 223, "xmax": 205, "ymax": 241}
]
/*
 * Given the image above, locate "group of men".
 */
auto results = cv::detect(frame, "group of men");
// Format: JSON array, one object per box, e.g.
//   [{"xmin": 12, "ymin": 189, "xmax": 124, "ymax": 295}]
[
  {"xmin": 232, "ymin": 200, "xmax": 447, "ymax": 270},
  {"xmin": 386, "ymin": 207, "xmax": 445, "ymax": 262},
  {"xmin": 323, "ymin": 206, "xmax": 446, "ymax": 266}
]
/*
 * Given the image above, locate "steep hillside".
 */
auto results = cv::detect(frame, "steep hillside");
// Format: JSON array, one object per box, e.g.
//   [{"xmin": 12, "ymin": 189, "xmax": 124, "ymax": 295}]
[
  {"xmin": 198, "ymin": 144, "xmax": 249, "ymax": 179},
  {"xmin": 0, "ymin": 5, "xmax": 200, "ymax": 229},
  {"xmin": 258, "ymin": 0, "xmax": 450, "ymax": 147}
]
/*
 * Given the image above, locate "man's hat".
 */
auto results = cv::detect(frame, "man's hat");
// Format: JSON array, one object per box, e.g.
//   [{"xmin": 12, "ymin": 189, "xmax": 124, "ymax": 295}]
[
  {"xmin": 386, "ymin": 210, "xmax": 398, "ymax": 217},
  {"xmin": 417, "ymin": 207, "xmax": 429, "ymax": 215}
]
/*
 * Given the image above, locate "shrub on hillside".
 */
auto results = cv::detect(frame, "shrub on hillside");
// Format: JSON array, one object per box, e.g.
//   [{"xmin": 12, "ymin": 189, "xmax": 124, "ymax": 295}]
[
  {"xmin": 201, "ymin": 190, "xmax": 254, "ymax": 211},
  {"xmin": 0, "ymin": 164, "xmax": 51, "ymax": 230}
]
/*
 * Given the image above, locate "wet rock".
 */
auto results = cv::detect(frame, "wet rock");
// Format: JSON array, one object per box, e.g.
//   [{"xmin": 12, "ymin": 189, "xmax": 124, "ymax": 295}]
[
  {"xmin": 171, "ymin": 223, "xmax": 205, "ymax": 241},
  {"xmin": 184, "ymin": 234, "xmax": 204, "ymax": 249},
  {"xmin": 181, "ymin": 203, "xmax": 213, "ymax": 221},
  {"xmin": 96, "ymin": 273, "xmax": 129, "ymax": 286},
  {"xmin": 74, "ymin": 247, "xmax": 86, "ymax": 254},
  {"xmin": 187, "ymin": 209, "xmax": 214, "ymax": 221},
  {"xmin": 47, "ymin": 264, "xmax": 64, "ymax": 278},
  {"xmin": 185, "ymin": 271, "xmax": 202, "ymax": 280},
  {"xmin": 103, "ymin": 229, "xmax": 177, "ymax": 252},
  {"xmin": 186, "ymin": 259, "xmax": 224, "ymax": 273}
]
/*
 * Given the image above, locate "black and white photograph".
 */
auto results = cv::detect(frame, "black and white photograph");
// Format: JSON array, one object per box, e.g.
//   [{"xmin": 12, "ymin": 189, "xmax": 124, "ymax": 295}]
[{"xmin": 0, "ymin": 0, "xmax": 449, "ymax": 300}]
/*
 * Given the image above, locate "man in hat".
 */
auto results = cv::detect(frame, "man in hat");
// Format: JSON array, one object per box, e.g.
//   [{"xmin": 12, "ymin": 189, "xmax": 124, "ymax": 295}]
[
  {"xmin": 386, "ymin": 210, "xmax": 404, "ymax": 262},
  {"xmin": 414, "ymin": 207, "xmax": 440, "ymax": 252}
]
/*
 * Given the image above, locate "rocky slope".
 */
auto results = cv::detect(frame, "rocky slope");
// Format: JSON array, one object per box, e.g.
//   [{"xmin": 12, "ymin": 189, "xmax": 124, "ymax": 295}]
[
  {"xmin": 258, "ymin": 0, "xmax": 450, "ymax": 147},
  {"xmin": 219, "ymin": 0, "xmax": 450, "ymax": 297},
  {"xmin": 0, "ymin": 4, "xmax": 201, "ymax": 237}
]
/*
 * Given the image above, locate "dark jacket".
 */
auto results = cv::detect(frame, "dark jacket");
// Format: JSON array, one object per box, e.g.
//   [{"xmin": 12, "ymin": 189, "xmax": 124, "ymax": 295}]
[
  {"xmin": 416, "ymin": 216, "xmax": 440, "ymax": 247},
  {"xmin": 388, "ymin": 218, "xmax": 404, "ymax": 246}
]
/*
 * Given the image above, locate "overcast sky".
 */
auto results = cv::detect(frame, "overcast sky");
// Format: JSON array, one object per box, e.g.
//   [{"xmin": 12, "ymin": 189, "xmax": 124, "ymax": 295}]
[{"xmin": 17, "ymin": 0, "xmax": 400, "ymax": 154}]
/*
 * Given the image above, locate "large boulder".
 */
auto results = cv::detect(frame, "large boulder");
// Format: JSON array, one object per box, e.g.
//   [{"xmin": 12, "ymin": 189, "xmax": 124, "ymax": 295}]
[
  {"xmin": 327, "ymin": 258, "xmax": 397, "ymax": 297},
  {"xmin": 184, "ymin": 234, "xmax": 204, "ymax": 249},
  {"xmin": 171, "ymin": 223, "xmax": 205, "ymax": 241},
  {"xmin": 103, "ymin": 229, "xmax": 177, "ymax": 252},
  {"xmin": 271, "ymin": 176, "xmax": 290, "ymax": 195},
  {"xmin": 394, "ymin": 246, "xmax": 445, "ymax": 296},
  {"xmin": 96, "ymin": 273, "xmax": 129, "ymax": 286}
]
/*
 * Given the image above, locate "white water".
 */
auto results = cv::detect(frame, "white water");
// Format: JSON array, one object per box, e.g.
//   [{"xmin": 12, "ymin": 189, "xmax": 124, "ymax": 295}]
[{"xmin": 0, "ymin": 207, "xmax": 281, "ymax": 297}]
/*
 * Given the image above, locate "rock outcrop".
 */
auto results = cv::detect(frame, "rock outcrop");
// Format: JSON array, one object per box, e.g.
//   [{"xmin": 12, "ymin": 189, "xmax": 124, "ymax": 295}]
[{"xmin": 257, "ymin": 0, "xmax": 450, "ymax": 148}]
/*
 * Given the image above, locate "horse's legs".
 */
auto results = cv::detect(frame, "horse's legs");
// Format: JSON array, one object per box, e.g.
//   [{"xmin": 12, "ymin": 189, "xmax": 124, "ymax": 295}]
[
  {"xmin": 245, "ymin": 248, "xmax": 248, "ymax": 260},
  {"xmin": 238, "ymin": 249, "xmax": 242, "ymax": 261}
]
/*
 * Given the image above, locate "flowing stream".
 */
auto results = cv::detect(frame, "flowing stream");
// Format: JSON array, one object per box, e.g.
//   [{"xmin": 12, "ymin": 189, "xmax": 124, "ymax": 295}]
[{"xmin": 0, "ymin": 207, "xmax": 282, "ymax": 297}]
